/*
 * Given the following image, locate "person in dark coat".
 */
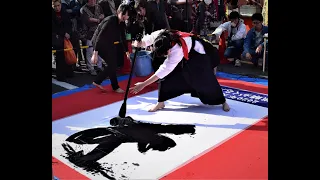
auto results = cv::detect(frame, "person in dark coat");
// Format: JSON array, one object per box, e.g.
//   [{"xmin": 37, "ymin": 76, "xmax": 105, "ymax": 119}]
[
  {"xmin": 52, "ymin": 0, "xmax": 74, "ymax": 81},
  {"xmin": 91, "ymin": 3, "xmax": 131, "ymax": 93}
]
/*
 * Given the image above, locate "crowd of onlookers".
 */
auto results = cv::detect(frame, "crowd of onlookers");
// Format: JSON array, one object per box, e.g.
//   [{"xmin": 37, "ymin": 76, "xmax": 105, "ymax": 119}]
[{"xmin": 52, "ymin": 0, "xmax": 268, "ymax": 81}]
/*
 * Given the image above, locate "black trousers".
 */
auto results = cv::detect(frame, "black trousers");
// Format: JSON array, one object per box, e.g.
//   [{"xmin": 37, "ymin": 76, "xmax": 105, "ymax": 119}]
[
  {"xmin": 93, "ymin": 48, "xmax": 120, "ymax": 90},
  {"xmin": 158, "ymin": 52, "xmax": 226, "ymax": 105},
  {"xmin": 116, "ymin": 44, "xmax": 124, "ymax": 68}
]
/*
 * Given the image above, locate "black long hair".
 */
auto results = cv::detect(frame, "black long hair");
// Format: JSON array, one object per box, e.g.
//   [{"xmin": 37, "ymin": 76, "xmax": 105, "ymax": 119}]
[{"xmin": 153, "ymin": 29, "xmax": 185, "ymax": 57}]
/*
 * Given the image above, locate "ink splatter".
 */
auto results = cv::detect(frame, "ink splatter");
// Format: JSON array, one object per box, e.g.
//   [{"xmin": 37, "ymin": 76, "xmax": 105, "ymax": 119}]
[{"xmin": 61, "ymin": 120, "xmax": 196, "ymax": 179}]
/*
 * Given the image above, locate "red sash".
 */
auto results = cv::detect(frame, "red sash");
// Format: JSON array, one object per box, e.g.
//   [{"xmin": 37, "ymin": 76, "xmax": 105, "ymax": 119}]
[{"xmin": 172, "ymin": 31, "xmax": 195, "ymax": 60}]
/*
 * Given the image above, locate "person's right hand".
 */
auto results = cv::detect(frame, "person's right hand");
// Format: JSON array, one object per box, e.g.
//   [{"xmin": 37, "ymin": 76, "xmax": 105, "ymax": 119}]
[
  {"xmin": 245, "ymin": 53, "xmax": 252, "ymax": 60},
  {"xmin": 130, "ymin": 82, "xmax": 146, "ymax": 94},
  {"xmin": 91, "ymin": 54, "xmax": 98, "ymax": 64}
]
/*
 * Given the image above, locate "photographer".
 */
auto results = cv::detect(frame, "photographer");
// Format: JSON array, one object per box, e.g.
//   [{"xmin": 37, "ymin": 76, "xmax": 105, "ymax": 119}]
[
  {"xmin": 167, "ymin": 0, "xmax": 193, "ymax": 32},
  {"xmin": 98, "ymin": 0, "xmax": 122, "ymax": 17},
  {"xmin": 125, "ymin": 0, "xmax": 145, "ymax": 40},
  {"xmin": 211, "ymin": 11, "xmax": 247, "ymax": 67},
  {"xmin": 134, "ymin": 0, "xmax": 170, "ymax": 35}
]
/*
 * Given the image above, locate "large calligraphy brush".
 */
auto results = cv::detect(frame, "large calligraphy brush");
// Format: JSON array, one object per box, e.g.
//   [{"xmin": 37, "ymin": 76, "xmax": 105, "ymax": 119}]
[{"xmin": 110, "ymin": 34, "xmax": 143, "ymax": 127}]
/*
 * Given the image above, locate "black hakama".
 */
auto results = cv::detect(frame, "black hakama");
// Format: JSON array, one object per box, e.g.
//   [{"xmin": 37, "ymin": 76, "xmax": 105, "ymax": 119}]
[{"xmin": 153, "ymin": 37, "xmax": 226, "ymax": 105}]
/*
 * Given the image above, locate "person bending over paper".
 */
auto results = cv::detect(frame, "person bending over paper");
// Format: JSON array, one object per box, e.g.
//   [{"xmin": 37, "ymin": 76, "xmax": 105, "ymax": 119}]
[{"xmin": 130, "ymin": 29, "xmax": 230, "ymax": 112}]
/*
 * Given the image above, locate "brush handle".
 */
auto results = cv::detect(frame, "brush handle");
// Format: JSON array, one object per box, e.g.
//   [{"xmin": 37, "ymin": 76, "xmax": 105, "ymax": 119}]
[
  {"xmin": 119, "ymin": 48, "xmax": 139, "ymax": 118},
  {"xmin": 118, "ymin": 34, "xmax": 143, "ymax": 118}
]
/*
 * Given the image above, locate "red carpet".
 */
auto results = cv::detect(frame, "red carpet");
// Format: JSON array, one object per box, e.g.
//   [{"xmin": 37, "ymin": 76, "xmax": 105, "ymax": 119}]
[
  {"xmin": 52, "ymin": 76, "xmax": 158, "ymax": 121},
  {"xmin": 161, "ymin": 116, "xmax": 268, "ymax": 180},
  {"xmin": 52, "ymin": 76, "xmax": 268, "ymax": 179},
  {"xmin": 52, "ymin": 157, "xmax": 89, "ymax": 179}
]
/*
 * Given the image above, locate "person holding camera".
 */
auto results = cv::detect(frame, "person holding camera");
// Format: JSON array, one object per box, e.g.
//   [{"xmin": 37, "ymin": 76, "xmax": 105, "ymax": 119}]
[
  {"xmin": 134, "ymin": 0, "xmax": 170, "ymax": 35},
  {"xmin": 211, "ymin": 11, "xmax": 247, "ymax": 67},
  {"xmin": 91, "ymin": 4, "xmax": 131, "ymax": 93}
]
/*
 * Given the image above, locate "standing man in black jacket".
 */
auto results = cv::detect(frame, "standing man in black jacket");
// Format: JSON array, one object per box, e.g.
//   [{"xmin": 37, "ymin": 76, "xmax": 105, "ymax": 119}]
[
  {"xmin": 98, "ymin": 0, "xmax": 122, "ymax": 17},
  {"xmin": 98, "ymin": 0, "xmax": 127, "ymax": 68},
  {"xmin": 91, "ymin": 3, "xmax": 131, "ymax": 93}
]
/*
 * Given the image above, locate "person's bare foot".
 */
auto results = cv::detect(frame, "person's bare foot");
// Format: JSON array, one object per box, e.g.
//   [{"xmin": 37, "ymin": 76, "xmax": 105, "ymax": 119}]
[
  {"xmin": 114, "ymin": 88, "xmax": 125, "ymax": 93},
  {"xmin": 148, "ymin": 102, "xmax": 165, "ymax": 112},
  {"xmin": 92, "ymin": 82, "xmax": 107, "ymax": 92},
  {"xmin": 222, "ymin": 102, "xmax": 230, "ymax": 112}
]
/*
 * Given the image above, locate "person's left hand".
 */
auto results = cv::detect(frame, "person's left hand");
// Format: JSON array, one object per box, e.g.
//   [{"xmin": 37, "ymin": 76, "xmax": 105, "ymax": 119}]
[
  {"xmin": 256, "ymin": 45, "xmax": 263, "ymax": 54},
  {"xmin": 130, "ymin": 82, "xmax": 146, "ymax": 94}
]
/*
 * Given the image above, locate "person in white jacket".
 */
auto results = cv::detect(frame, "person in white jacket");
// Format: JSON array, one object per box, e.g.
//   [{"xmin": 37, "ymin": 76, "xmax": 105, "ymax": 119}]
[
  {"xmin": 211, "ymin": 11, "xmax": 247, "ymax": 66},
  {"xmin": 130, "ymin": 29, "xmax": 230, "ymax": 112}
]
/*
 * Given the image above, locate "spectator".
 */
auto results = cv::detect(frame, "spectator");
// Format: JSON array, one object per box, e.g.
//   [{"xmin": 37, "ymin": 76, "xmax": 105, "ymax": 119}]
[
  {"xmin": 190, "ymin": 0, "xmax": 198, "ymax": 34},
  {"xmin": 62, "ymin": 0, "xmax": 83, "ymax": 69},
  {"xmin": 167, "ymin": 0, "xmax": 193, "ymax": 32},
  {"xmin": 125, "ymin": 0, "xmax": 144, "ymax": 40},
  {"xmin": 98, "ymin": 0, "xmax": 122, "ymax": 17},
  {"xmin": 242, "ymin": 12, "xmax": 268, "ymax": 67},
  {"xmin": 226, "ymin": 0, "xmax": 238, "ymax": 10},
  {"xmin": 217, "ymin": 0, "xmax": 226, "ymax": 21},
  {"xmin": 211, "ymin": 11, "xmax": 246, "ymax": 66},
  {"xmin": 80, "ymin": 0, "xmax": 105, "ymax": 75},
  {"xmin": 134, "ymin": 0, "xmax": 170, "ymax": 35},
  {"xmin": 196, "ymin": 0, "xmax": 218, "ymax": 41},
  {"xmin": 52, "ymin": 0, "xmax": 74, "ymax": 81}
]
